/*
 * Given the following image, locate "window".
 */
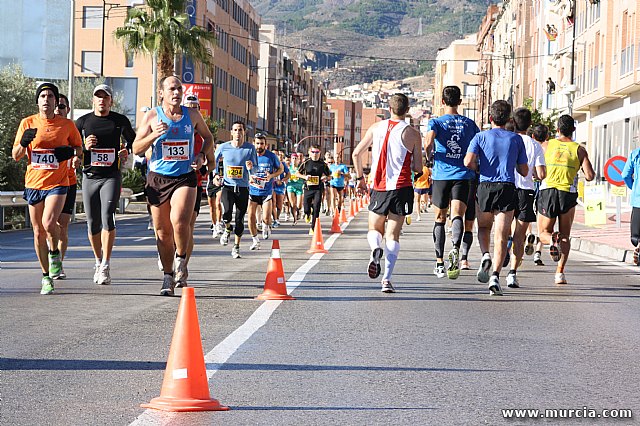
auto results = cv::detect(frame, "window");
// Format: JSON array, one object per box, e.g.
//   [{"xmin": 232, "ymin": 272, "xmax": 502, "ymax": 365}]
[
  {"xmin": 463, "ymin": 108, "xmax": 477, "ymax": 122},
  {"xmin": 464, "ymin": 60, "xmax": 478, "ymax": 75},
  {"xmin": 463, "ymin": 84, "xmax": 477, "ymax": 98},
  {"xmin": 125, "ymin": 51, "xmax": 134, "ymax": 68},
  {"xmin": 81, "ymin": 51, "xmax": 101, "ymax": 74},
  {"xmin": 82, "ymin": 6, "xmax": 103, "ymax": 29}
]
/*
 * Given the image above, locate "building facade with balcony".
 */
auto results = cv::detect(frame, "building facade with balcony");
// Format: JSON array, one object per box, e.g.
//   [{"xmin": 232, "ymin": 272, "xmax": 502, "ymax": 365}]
[{"xmin": 326, "ymin": 98, "xmax": 363, "ymax": 165}]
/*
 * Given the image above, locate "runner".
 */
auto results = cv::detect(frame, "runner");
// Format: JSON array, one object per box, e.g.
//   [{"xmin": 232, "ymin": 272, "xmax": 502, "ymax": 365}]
[
  {"xmin": 296, "ymin": 145, "xmax": 331, "ymax": 234},
  {"xmin": 53, "ymin": 94, "xmax": 80, "ymax": 280},
  {"xmin": 322, "ymin": 151, "xmax": 333, "ymax": 214},
  {"xmin": 272, "ymin": 150, "xmax": 290, "ymax": 227},
  {"xmin": 248, "ymin": 133, "xmax": 284, "ymax": 250},
  {"xmin": 424, "ymin": 86, "xmax": 480, "ymax": 280},
  {"xmin": 328, "ymin": 154, "xmax": 349, "ymax": 215},
  {"xmin": 504, "ymin": 108, "xmax": 546, "ymax": 288},
  {"xmin": 76, "ymin": 84, "xmax": 135, "ymax": 285},
  {"xmin": 352, "ymin": 93, "xmax": 423, "ymax": 293},
  {"xmin": 206, "ymin": 150, "xmax": 224, "ymax": 238},
  {"xmin": 133, "ymin": 76, "xmax": 214, "ymax": 295},
  {"xmin": 537, "ymin": 115, "xmax": 595, "ymax": 284},
  {"xmin": 531, "ymin": 124, "xmax": 549, "ymax": 266},
  {"xmin": 12, "ymin": 82, "xmax": 82, "ymax": 294},
  {"xmin": 459, "ymin": 172, "xmax": 479, "ymax": 270},
  {"xmin": 463, "ymin": 100, "xmax": 528, "ymax": 296},
  {"xmin": 412, "ymin": 161, "xmax": 431, "ymax": 221},
  {"xmin": 286, "ymin": 152, "xmax": 304, "ymax": 225},
  {"xmin": 347, "ymin": 167, "xmax": 357, "ymax": 200},
  {"xmin": 622, "ymin": 143, "xmax": 640, "ymax": 264},
  {"xmin": 214, "ymin": 121, "xmax": 258, "ymax": 258}
]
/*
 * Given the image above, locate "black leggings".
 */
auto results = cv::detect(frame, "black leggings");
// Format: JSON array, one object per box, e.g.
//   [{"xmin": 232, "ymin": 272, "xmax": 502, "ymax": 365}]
[
  {"xmin": 221, "ymin": 186, "xmax": 249, "ymax": 237},
  {"xmin": 304, "ymin": 188, "xmax": 323, "ymax": 229},
  {"xmin": 82, "ymin": 174, "xmax": 121, "ymax": 235},
  {"xmin": 631, "ymin": 207, "xmax": 640, "ymax": 247}
]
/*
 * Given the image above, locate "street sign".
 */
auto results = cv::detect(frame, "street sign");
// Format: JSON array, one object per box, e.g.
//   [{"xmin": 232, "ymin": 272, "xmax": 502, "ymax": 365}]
[
  {"xmin": 603, "ymin": 156, "xmax": 627, "ymax": 187},
  {"xmin": 611, "ymin": 186, "xmax": 627, "ymax": 197},
  {"xmin": 584, "ymin": 185, "xmax": 607, "ymax": 226}
]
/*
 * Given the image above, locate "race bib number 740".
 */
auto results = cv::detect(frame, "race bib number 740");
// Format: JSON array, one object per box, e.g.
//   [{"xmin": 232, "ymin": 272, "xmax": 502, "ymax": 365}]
[
  {"xmin": 162, "ymin": 140, "xmax": 189, "ymax": 161},
  {"xmin": 31, "ymin": 149, "xmax": 59, "ymax": 170}
]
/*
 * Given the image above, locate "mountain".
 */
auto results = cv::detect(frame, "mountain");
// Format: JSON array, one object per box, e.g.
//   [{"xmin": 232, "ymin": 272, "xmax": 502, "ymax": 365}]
[{"xmin": 252, "ymin": 0, "xmax": 490, "ymax": 87}]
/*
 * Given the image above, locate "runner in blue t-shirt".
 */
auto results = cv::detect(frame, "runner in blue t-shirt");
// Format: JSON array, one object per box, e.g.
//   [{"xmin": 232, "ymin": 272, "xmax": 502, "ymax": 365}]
[
  {"xmin": 247, "ymin": 134, "xmax": 283, "ymax": 250},
  {"xmin": 425, "ymin": 86, "xmax": 480, "ymax": 281},
  {"xmin": 213, "ymin": 121, "xmax": 258, "ymax": 259},
  {"xmin": 464, "ymin": 100, "xmax": 528, "ymax": 296},
  {"xmin": 328, "ymin": 157, "xmax": 349, "ymax": 215},
  {"xmin": 272, "ymin": 150, "xmax": 290, "ymax": 227}
]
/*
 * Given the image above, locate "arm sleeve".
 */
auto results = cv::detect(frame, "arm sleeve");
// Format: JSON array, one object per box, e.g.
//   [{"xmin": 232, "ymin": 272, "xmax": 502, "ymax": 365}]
[
  {"xmin": 324, "ymin": 163, "xmax": 331, "ymax": 176},
  {"xmin": 251, "ymin": 147, "xmax": 258, "ymax": 166},
  {"xmin": 426, "ymin": 118, "xmax": 438, "ymax": 134},
  {"xmin": 623, "ymin": 152, "xmax": 635, "ymax": 189},
  {"xmin": 121, "ymin": 116, "xmax": 136, "ymax": 150},
  {"xmin": 68, "ymin": 122, "xmax": 82, "ymax": 147},
  {"xmin": 298, "ymin": 160, "xmax": 307, "ymax": 175},
  {"xmin": 214, "ymin": 144, "xmax": 222, "ymax": 165},
  {"xmin": 467, "ymin": 134, "xmax": 480, "ymax": 155}
]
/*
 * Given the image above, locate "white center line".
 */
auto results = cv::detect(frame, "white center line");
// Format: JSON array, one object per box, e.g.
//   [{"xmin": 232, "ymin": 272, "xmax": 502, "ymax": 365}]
[{"xmin": 130, "ymin": 216, "xmax": 356, "ymax": 424}]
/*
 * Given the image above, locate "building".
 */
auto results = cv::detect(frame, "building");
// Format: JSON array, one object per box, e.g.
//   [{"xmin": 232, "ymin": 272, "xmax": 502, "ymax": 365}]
[
  {"xmin": 73, "ymin": 0, "xmax": 260, "ymax": 140},
  {"xmin": 326, "ymin": 98, "xmax": 363, "ymax": 165},
  {"xmin": 433, "ymin": 34, "xmax": 482, "ymax": 124}
]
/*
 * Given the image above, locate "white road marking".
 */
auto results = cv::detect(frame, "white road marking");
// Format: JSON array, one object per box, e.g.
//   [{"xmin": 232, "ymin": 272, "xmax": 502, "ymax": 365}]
[{"xmin": 130, "ymin": 216, "xmax": 356, "ymax": 424}]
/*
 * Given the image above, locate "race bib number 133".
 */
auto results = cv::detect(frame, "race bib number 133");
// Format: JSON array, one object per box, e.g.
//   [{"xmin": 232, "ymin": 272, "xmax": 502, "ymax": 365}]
[{"xmin": 162, "ymin": 140, "xmax": 189, "ymax": 161}]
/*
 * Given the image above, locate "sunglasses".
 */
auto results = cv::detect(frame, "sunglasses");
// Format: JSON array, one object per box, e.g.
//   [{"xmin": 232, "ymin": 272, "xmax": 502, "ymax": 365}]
[
  {"xmin": 57, "ymin": 104, "xmax": 68, "ymax": 109},
  {"xmin": 255, "ymin": 132, "xmax": 266, "ymax": 138},
  {"xmin": 310, "ymin": 150, "xmax": 320, "ymax": 154}
]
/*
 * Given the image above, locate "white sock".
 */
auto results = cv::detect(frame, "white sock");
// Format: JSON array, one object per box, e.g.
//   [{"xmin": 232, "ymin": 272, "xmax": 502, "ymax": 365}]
[
  {"xmin": 101, "ymin": 259, "xmax": 110, "ymax": 267},
  {"xmin": 95, "ymin": 258, "xmax": 101, "ymax": 268},
  {"xmin": 252, "ymin": 235, "xmax": 259, "ymax": 242},
  {"xmin": 383, "ymin": 239, "xmax": 400, "ymax": 281},
  {"xmin": 367, "ymin": 230, "xmax": 383, "ymax": 252}
]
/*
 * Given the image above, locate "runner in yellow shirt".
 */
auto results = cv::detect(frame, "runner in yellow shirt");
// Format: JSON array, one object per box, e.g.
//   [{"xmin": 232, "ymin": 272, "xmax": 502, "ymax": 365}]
[{"xmin": 413, "ymin": 163, "xmax": 432, "ymax": 221}]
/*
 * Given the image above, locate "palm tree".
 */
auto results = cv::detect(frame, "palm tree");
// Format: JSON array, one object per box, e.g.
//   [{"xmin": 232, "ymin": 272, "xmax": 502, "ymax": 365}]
[{"xmin": 114, "ymin": 0, "xmax": 217, "ymax": 102}]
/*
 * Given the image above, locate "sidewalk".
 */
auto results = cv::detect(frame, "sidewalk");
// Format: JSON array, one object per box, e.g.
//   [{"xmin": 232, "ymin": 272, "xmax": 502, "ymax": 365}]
[{"xmin": 569, "ymin": 204, "xmax": 635, "ymax": 264}]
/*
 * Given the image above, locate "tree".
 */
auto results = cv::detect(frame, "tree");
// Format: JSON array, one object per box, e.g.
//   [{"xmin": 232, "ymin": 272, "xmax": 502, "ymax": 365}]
[
  {"xmin": 113, "ymin": 0, "xmax": 217, "ymax": 79},
  {"xmin": 523, "ymin": 97, "xmax": 558, "ymax": 136},
  {"xmin": 0, "ymin": 64, "xmax": 36, "ymax": 190}
]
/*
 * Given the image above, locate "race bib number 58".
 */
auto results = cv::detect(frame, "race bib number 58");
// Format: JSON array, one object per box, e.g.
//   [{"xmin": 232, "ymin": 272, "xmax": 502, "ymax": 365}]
[
  {"xmin": 31, "ymin": 149, "xmax": 59, "ymax": 170},
  {"xmin": 90, "ymin": 148, "xmax": 116, "ymax": 167},
  {"xmin": 162, "ymin": 140, "xmax": 189, "ymax": 161}
]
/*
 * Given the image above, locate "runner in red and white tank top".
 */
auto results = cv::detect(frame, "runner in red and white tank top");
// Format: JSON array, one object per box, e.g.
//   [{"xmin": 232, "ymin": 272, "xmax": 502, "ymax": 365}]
[{"xmin": 371, "ymin": 119, "xmax": 413, "ymax": 191}]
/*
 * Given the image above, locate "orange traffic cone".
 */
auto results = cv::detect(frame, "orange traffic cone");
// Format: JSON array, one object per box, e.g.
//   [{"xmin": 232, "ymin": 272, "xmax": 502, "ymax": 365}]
[
  {"xmin": 358, "ymin": 197, "xmax": 363, "ymax": 210},
  {"xmin": 348, "ymin": 199, "xmax": 356, "ymax": 218},
  {"xmin": 142, "ymin": 287, "xmax": 229, "ymax": 412},
  {"xmin": 339, "ymin": 205, "xmax": 348, "ymax": 224},
  {"xmin": 354, "ymin": 198, "xmax": 360, "ymax": 214},
  {"xmin": 330, "ymin": 208, "xmax": 343, "ymax": 234},
  {"xmin": 307, "ymin": 218, "xmax": 329, "ymax": 254},
  {"xmin": 256, "ymin": 240, "xmax": 294, "ymax": 300}
]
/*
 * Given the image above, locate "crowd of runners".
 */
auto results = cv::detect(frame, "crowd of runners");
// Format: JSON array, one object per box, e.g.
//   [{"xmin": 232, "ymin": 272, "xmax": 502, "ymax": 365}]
[{"xmin": 15, "ymin": 80, "xmax": 631, "ymax": 298}]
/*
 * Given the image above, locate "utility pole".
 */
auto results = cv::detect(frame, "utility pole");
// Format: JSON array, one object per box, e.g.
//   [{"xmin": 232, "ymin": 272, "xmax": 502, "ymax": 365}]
[
  {"xmin": 568, "ymin": 0, "xmax": 578, "ymax": 115},
  {"xmin": 68, "ymin": 0, "xmax": 75, "ymax": 119}
]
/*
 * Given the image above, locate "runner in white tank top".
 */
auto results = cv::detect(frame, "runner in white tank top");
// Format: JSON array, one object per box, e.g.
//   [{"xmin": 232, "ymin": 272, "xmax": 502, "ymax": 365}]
[
  {"xmin": 370, "ymin": 119, "xmax": 413, "ymax": 192},
  {"xmin": 352, "ymin": 93, "xmax": 423, "ymax": 293}
]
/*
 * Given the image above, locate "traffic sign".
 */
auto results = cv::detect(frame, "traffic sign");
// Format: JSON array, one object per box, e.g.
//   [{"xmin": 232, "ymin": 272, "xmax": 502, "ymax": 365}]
[{"xmin": 604, "ymin": 156, "xmax": 627, "ymax": 187}]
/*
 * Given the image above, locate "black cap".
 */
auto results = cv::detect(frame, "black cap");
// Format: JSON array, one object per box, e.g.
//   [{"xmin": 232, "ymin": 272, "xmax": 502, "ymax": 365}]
[{"xmin": 35, "ymin": 82, "xmax": 59, "ymax": 105}]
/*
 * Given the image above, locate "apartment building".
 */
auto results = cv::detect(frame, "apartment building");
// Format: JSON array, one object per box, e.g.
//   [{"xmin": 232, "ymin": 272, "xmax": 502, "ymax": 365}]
[
  {"xmin": 74, "ymin": 0, "xmax": 260, "ymax": 141},
  {"xmin": 326, "ymin": 99, "xmax": 363, "ymax": 165},
  {"xmin": 433, "ymin": 34, "xmax": 482, "ymax": 125}
]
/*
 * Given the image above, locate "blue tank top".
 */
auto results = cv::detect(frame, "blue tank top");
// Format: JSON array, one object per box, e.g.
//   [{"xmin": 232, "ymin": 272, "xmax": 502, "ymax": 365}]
[{"xmin": 149, "ymin": 106, "xmax": 194, "ymax": 176}]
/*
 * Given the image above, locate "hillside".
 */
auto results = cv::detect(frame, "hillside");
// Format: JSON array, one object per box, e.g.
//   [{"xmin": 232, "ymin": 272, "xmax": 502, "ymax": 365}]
[{"xmin": 253, "ymin": 0, "xmax": 489, "ymax": 87}]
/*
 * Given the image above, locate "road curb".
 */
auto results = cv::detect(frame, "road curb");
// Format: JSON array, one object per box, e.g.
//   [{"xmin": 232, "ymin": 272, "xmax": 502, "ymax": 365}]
[{"xmin": 571, "ymin": 237, "xmax": 632, "ymax": 264}]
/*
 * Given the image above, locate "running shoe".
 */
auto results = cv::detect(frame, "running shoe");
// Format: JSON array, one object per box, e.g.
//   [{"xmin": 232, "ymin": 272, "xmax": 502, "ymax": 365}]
[
  {"xmin": 433, "ymin": 264, "xmax": 446, "ymax": 278},
  {"xmin": 381, "ymin": 280, "xmax": 395, "ymax": 293},
  {"xmin": 506, "ymin": 273, "xmax": 519, "ymax": 288},
  {"xmin": 262, "ymin": 224, "xmax": 271, "ymax": 240},
  {"xmin": 447, "ymin": 247, "xmax": 460, "ymax": 280},
  {"xmin": 273, "ymin": 220, "xmax": 280, "ymax": 228},
  {"xmin": 93, "ymin": 263, "xmax": 101, "ymax": 283},
  {"xmin": 55, "ymin": 266, "xmax": 66, "ymax": 280},
  {"xmin": 148, "ymin": 218, "xmax": 154, "ymax": 230},
  {"xmin": 40, "ymin": 276, "xmax": 54, "ymax": 295},
  {"xmin": 460, "ymin": 259, "xmax": 470, "ymax": 270},
  {"xmin": 157, "ymin": 254, "xmax": 163, "ymax": 271},
  {"xmin": 525, "ymin": 233, "xmax": 536, "ymax": 256},
  {"xmin": 488, "ymin": 275, "xmax": 503, "ymax": 296},
  {"xmin": 502, "ymin": 237, "xmax": 513, "ymax": 268},
  {"xmin": 49, "ymin": 252, "xmax": 62, "ymax": 279},
  {"xmin": 305, "ymin": 214, "xmax": 311, "ymax": 224},
  {"xmin": 257, "ymin": 221, "xmax": 263, "ymax": 232},
  {"xmin": 97, "ymin": 264, "xmax": 111, "ymax": 285},
  {"xmin": 174, "ymin": 257, "xmax": 188, "ymax": 288},
  {"xmin": 550, "ymin": 232, "xmax": 561, "ymax": 262},
  {"xmin": 533, "ymin": 251, "xmax": 544, "ymax": 266},
  {"xmin": 368, "ymin": 247, "xmax": 383, "ymax": 279},
  {"xmin": 284, "ymin": 213, "xmax": 289, "ymax": 222},
  {"xmin": 634, "ymin": 246, "xmax": 640, "ymax": 266},
  {"xmin": 220, "ymin": 229, "xmax": 231, "ymax": 246},
  {"xmin": 160, "ymin": 274, "xmax": 175, "ymax": 296},
  {"xmin": 250, "ymin": 239, "xmax": 261, "ymax": 251},
  {"xmin": 554, "ymin": 272, "xmax": 567, "ymax": 285},
  {"xmin": 232, "ymin": 244, "xmax": 241, "ymax": 259},
  {"xmin": 477, "ymin": 253, "xmax": 492, "ymax": 283},
  {"xmin": 415, "ymin": 215, "xmax": 421, "ymax": 222},
  {"xmin": 405, "ymin": 216, "xmax": 411, "ymax": 225}
]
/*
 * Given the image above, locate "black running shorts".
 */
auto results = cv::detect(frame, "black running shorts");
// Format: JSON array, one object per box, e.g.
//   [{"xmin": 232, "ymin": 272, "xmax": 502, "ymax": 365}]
[
  {"xmin": 477, "ymin": 182, "xmax": 517, "ymax": 213},
  {"xmin": 464, "ymin": 178, "xmax": 478, "ymax": 221},
  {"xmin": 537, "ymin": 188, "xmax": 578, "ymax": 218},
  {"xmin": 431, "ymin": 179, "xmax": 470, "ymax": 209},
  {"xmin": 146, "ymin": 170, "xmax": 197, "ymax": 207},
  {"xmin": 249, "ymin": 193, "xmax": 273, "ymax": 205},
  {"xmin": 369, "ymin": 186, "xmax": 414, "ymax": 216},
  {"xmin": 514, "ymin": 189, "xmax": 536, "ymax": 222},
  {"xmin": 61, "ymin": 184, "xmax": 77, "ymax": 215}
]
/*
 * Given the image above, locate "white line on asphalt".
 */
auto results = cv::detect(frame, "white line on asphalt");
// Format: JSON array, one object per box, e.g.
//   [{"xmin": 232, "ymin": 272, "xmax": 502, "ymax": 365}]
[
  {"xmin": 133, "ymin": 237, "xmax": 155, "ymax": 242},
  {"xmin": 572, "ymin": 249, "xmax": 640, "ymax": 273},
  {"xmin": 130, "ymin": 217, "xmax": 356, "ymax": 425}
]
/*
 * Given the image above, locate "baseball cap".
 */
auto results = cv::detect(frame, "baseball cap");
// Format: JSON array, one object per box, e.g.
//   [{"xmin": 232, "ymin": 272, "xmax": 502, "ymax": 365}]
[
  {"xmin": 184, "ymin": 94, "xmax": 200, "ymax": 105},
  {"xmin": 35, "ymin": 82, "xmax": 59, "ymax": 104},
  {"xmin": 93, "ymin": 84, "xmax": 113, "ymax": 97}
]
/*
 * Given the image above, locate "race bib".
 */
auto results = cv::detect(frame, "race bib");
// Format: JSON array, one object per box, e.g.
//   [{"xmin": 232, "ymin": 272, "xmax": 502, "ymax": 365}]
[
  {"xmin": 227, "ymin": 166, "xmax": 244, "ymax": 179},
  {"xmin": 308, "ymin": 176, "xmax": 320, "ymax": 186},
  {"xmin": 31, "ymin": 149, "xmax": 59, "ymax": 170},
  {"xmin": 250, "ymin": 176, "xmax": 267, "ymax": 189},
  {"xmin": 162, "ymin": 140, "xmax": 189, "ymax": 161},
  {"xmin": 290, "ymin": 175, "xmax": 299, "ymax": 182},
  {"xmin": 90, "ymin": 148, "xmax": 116, "ymax": 167},
  {"xmin": 333, "ymin": 171, "xmax": 341, "ymax": 179}
]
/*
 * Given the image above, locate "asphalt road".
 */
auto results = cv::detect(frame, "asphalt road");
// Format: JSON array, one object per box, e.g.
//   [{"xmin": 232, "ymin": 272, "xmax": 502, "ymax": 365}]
[{"xmin": 1, "ymin": 206, "xmax": 639, "ymax": 425}]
